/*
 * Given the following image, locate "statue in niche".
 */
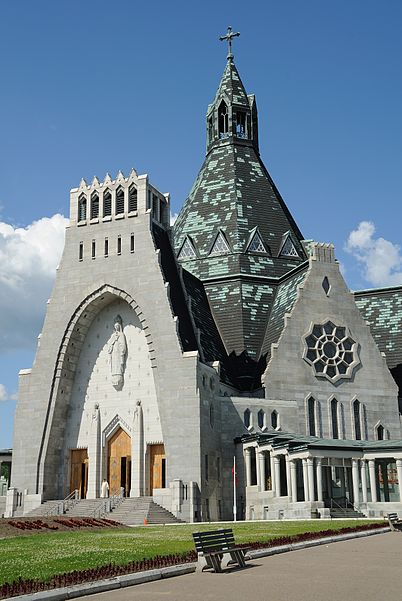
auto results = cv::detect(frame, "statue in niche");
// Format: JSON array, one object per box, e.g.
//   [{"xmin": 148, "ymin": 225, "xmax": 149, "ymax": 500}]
[{"xmin": 107, "ymin": 315, "xmax": 127, "ymax": 389}]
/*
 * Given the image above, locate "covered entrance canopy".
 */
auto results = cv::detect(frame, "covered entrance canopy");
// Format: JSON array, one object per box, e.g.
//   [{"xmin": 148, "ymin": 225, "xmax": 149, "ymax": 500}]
[{"xmin": 238, "ymin": 431, "xmax": 402, "ymax": 519}]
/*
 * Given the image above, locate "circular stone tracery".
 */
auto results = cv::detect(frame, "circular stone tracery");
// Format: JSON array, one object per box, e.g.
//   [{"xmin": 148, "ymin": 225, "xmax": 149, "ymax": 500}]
[{"xmin": 303, "ymin": 321, "xmax": 360, "ymax": 383}]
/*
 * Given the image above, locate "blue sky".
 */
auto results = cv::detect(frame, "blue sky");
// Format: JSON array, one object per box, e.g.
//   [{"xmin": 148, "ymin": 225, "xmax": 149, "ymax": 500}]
[{"xmin": 0, "ymin": 0, "xmax": 401, "ymax": 447}]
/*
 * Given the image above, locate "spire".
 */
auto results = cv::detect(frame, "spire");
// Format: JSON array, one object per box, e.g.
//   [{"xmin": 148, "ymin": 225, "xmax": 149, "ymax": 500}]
[{"xmin": 206, "ymin": 33, "xmax": 258, "ymax": 154}]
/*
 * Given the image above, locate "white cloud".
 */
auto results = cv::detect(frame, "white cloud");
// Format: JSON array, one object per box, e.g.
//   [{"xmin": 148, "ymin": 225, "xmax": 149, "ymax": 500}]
[
  {"xmin": 0, "ymin": 384, "xmax": 17, "ymax": 402},
  {"xmin": 170, "ymin": 213, "xmax": 178, "ymax": 226},
  {"xmin": 0, "ymin": 214, "xmax": 68, "ymax": 352},
  {"xmin": 345, "ymin": 221, "xmax": 402, "ymax": 287}
]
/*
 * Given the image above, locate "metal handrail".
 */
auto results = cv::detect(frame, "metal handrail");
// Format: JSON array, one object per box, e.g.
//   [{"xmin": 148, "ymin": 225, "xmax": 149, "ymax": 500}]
[
  {"xmin": 44, "ymin": 489, "xmax": 79, "ymax": 516},
  {"xmin": 91, "ymin": 492, "xmax": 124, "ymax": 518},
  {"xmin": 330, "ymin": 496, "xmax": 360, "ymax": 514}
]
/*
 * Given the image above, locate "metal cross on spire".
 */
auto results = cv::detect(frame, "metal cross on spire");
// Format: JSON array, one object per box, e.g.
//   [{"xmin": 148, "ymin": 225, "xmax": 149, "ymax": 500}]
[{"xmin": 219, "ymin": 26, "xmax": 240, "ymax": 61}]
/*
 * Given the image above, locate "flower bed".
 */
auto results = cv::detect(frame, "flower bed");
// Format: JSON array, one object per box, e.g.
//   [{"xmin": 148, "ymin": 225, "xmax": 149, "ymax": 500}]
[{"xmin": 0, "ymin": 522, "xmax": 386, "ymax": 599}]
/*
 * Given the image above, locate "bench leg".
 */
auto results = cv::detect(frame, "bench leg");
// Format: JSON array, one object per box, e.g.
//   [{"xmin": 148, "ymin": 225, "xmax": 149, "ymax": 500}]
[
  {"xmin": 231, "ymin": 550, "xmax": 246, "ymax": 568},
  {"xmin": 196, "ymin": 554, "xmax": 209, "ymax": 573}
]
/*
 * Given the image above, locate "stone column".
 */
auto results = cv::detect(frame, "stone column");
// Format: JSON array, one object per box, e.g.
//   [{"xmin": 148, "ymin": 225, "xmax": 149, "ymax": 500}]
[
  {"xmin": 352, "ymin": 459, "xmax": 360, "ymax": 506},
  {"xmin": 360, "ymin": 460, "xmax": 368, "ymax": 504},
  {"xmin": 302, "ymin": 458, "xmax": 309, "ymax": 502},
  {"xmin": 245, "ymin": 448, "xmax": 252, "ymax": 487},
  {"xmin": 130, "ymin": 401, "xmax": 144, "ymax": 497},
  {"xmin": 307, "ymin": 458, "xmax": 315, "ymax": 502},
  {"xmin": 86, "ymin": 404, "xmax": 101, "ymax": 499},
  {"xmin": 274, "ymin": 456, "xmax": 281, "ymax": 497},
  {"xmin": 316, "ymin": 458, "xmax": 323, "ymax": 502},
  {"xmin": 258, "ymin": 451, "xmax": 266, "ymax": 491},
  {"xmin": 285, "ymin": 455, "xmax": 291, "ymax": 497},
  {"xmin": 270, "ymin": 452, "xmax": 275, "ymax": 493},
  {"xmin": 290, "ymin": 460, "xmax": 298, "ymax": 503},
  {"xmin": 368, "ymin": 459, "xmax": 377, "ymax": 503},
  {"xmin": 396, "ymin": 460, "xmax": 402, "ymax": 502}
]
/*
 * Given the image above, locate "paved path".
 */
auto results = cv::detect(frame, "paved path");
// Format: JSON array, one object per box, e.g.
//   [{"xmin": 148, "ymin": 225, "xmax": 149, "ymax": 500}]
[{"xmin": 82, "ymin": 532, "xmax": 401, "ymax": 601}]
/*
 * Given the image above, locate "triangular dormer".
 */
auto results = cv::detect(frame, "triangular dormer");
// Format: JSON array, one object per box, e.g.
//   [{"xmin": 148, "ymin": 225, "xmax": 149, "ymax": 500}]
[
  {"xmin": 178, "ymin": 236, "xmax": 197, "ymax": 260},
  {"xmin": 279, "ymin": 232, "xmax": 300, "ymax": 258},
  {"xmin": 246, "ymin": 228, "xmax": 268, "ymax": 254},
  {"xmin": 210, "ymin": 231, "xmax": 230, "ymax": 255}
]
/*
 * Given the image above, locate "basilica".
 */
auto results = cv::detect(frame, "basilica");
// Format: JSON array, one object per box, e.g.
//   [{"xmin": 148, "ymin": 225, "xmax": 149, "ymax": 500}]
[{"xmin": 7, "ymin": 32, "xmax": 402, "ymax": 521}]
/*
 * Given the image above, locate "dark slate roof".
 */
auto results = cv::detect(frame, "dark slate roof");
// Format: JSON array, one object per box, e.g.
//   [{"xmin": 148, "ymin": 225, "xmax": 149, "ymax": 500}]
[
  {"xmin": 238, "ymin": 430, "xmax": 402, "ymax": 452},
  {"xmin": 151, "ymin": 224, "xmax": 198, "ymax": 354},
  {"xmin": 174, "ymin": 143, "xmax": 305, "ymax": 275},
  {"xmin": 354, "ymin": 285, "xmax": 402, "ymax": 369},
  {"xmin": 260, "ymin": 263, "xmax": 309, "ymax": 361}
]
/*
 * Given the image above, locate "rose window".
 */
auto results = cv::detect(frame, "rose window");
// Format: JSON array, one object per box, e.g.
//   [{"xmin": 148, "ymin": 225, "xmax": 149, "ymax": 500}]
[{"xmin": 303, "ymin": 321, "xmax": 360, "ymax": 383}]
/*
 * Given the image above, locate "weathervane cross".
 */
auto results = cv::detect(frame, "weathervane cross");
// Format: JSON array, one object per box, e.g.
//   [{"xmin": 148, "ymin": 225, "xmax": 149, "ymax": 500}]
[{"xmin": 219, "ymin": 26, "xmax": 240, "ymax": 60}]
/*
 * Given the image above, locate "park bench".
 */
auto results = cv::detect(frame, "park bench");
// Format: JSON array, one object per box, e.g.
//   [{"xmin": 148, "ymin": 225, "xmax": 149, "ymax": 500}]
[
  {"xmin": 192, "ymin": 528, "xmax": 250, "ymax": 573},
  {"xmin": 387, "ymin": 512, "xmax": 402, "ymax": 531}
]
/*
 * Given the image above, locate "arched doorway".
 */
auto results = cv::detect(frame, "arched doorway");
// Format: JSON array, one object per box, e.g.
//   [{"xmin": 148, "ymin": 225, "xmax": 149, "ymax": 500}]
[
  {"xmin": 108, "ymin": 428, "xmax": 131, "ymax": 496},
  {"xmin": 70, "ymin": 448, "xmax": 88, "ymax": 498}
]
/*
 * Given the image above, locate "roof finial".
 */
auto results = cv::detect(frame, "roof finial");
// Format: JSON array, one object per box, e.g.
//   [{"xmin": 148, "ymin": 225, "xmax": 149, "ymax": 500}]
[{"xmin": 219, "ymin": 26, "xmax": 240, "ymax": 61}]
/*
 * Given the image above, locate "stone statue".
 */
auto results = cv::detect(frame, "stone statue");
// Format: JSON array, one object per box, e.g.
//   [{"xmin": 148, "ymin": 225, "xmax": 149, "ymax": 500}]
[{"xmin": 107, "ymin": 315, "xmax": 127, "ymax": 388}]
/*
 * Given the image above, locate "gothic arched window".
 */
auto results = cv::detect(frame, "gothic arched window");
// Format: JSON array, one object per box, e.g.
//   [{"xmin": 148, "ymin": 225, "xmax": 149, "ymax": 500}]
[
  {"xmin": 103, "ymin": 189, "xmax": 112, "ymax": 217},
  {"xmin": 218, "ymin": 100, "xmax": 229, "ymax": 139},
  {"xmin": 331, "ymin": 398, "xmax": 339, "ymax": 439},
  {"xmin": 308, "ymin": 397, "xmax": 316, "ymax": 436},
  {"xmin": 353, "ymin": 399, "xmax": 361, "ymax": 440},
  {"xmin": 116, "ymin": 186, "xmax": 125, "ymax": 215},
  {"xmin": 128, "ymin": 184, "xmax": 138, "ymax": 213},
  {"xmin": 244, "ymin": 408, "xmax": 251, "ymax": 429},
  {"xmin": 90, "ymin": 192, "xmax": 99, "ymax": 220},
  {"xmin": 78, "ymin": 194, "xmax": 87, "ymax": 221},
  {"xmin": 376, "ymin": 424, "xmax": 384, "ymax": 441}
]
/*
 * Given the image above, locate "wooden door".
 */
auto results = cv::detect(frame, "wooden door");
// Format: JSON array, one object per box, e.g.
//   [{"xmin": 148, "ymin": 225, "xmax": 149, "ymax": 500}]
[
  {"xmin": 70, "ymin": 449, "xmax": 88, "ymax": 498},
  {"xmin": 150, "ymin": 444, "xmax": 166, "ymax": 491},
  {"xmin": 107, "ymin": 428, "xmax": 131, "ymax": 496}
]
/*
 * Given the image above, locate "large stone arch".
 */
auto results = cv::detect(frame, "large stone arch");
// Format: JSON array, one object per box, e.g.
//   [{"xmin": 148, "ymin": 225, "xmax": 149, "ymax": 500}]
[{"xmin": 38, "ymin": 284, "xmax": 155, "ymax": 498}]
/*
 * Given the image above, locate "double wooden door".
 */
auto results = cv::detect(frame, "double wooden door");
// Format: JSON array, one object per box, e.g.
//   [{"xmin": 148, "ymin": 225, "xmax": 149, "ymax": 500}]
[
  {"xmin": 108, "ymin": 428, "xmax": 131, "ymax": 497},
  {"xmin": 70, "ymin": 448, "xmax": 88, "ymax": 498}
]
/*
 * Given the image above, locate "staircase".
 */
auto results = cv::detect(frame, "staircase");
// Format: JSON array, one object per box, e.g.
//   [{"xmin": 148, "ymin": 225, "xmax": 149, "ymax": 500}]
[
  {"xmin": 110, "ymin": 497, "xmax": 183, "ymax": 525},
  {"xmin": 329, "ymin": 506, "xmax": 366, "ymax": 519},
  {"xmin": 25, "ymin": 496, "xmax": 183, "ymax": 525}
]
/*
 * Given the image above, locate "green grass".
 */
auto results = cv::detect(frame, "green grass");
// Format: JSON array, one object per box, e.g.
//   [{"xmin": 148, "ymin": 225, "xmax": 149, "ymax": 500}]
[{"xmin": 0, "ymin": 520, "xmax": 380, "ymax": 585}]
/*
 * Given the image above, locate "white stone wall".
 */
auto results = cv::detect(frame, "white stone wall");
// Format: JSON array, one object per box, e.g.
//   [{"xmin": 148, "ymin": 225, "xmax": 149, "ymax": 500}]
[{"xmin": 262, "ymin": 248, "xmax": 401, "ymax": 440}]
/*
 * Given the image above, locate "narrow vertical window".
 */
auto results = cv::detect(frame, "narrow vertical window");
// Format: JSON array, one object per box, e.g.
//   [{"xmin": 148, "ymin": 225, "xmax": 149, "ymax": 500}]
[
  {"xmin": 271, "ymin": 410, "xmax": 278, "ymax": 430},
  {"xmin": 257, "ymin": 409, "xmax": 265, "ymax": 429},
  {"xmin": 90, "ymin": 192, "xmax": 99, "ymax": 219},
  {"xmin": 130, "ymin": 233, "xmax": 135, "ymax": 253},
  {"xmin": 208, "ymin": 116, "xmax": 214, "ymax": 142},
  {"xmin": 79, "ymin": 242, "xmax": 83, "ymax": 261},
  {"xmin": 218, "ymin": 100, "xmax": 229, "ymax": 138},
  {"xmin": 152, "ymin": 194, "xmax": 159, "ymax": 221},
  {"xmin": 244, "ymin": 408, "xmax": 251, "ymax": 429},
  {"xmin": 353, "ymin": 400, "xmax": 361, "ymax": 440},
  {"xmin": 331, "ymin": 398, "xmax": 339, "ymax": 439},
  {"xmin": 91, "ymin": 240, "xmax": 96, "ymax": 259},
  {"xmin": 103, "ymin": 189, "xmax": 112, "ymax": 217},
  {"xmin": 376, "ymin": 424, "xmax": 384, "ymax": 440},
  {"xmin": 104, "ymin": 238, "xmax": 109, "ymax": 257},
  {"xmin": 235, "ymin": 111, "xmax": 246, "ymax": 137},
  {"xmin": 128, "ymin": 184, "xmax": 137, "ymax": 212},
  {"xmin": 115, "ymin": 186, "xmax": 125, "ymax": 215},
  {"xmin": 78, "ymin": 194, "xmax": 87, "ymax": 221},
  {"xmin": 147, "ymin": 189, "xmax": 152, "ymax": 210},
  {"xmin": 117, "ymin": 236, "xmax": 122, "ymax": 255},
  {"xmin": 308, "ymin": 397, "xmax": 316, "ymax": 436}
]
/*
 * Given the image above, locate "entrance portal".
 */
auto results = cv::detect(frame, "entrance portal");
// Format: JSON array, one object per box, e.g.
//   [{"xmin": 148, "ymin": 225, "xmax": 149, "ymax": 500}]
[
  {"xmin": 70, "ymin": 448, "xmax": 88, "ymax": 498},
  {"xmin": 150, "ymin": 444, "xmax": 166, "ymax": 492},
  {"xmin": 108, "ymin": 428, "xmax": 131, "ymax": 496}
]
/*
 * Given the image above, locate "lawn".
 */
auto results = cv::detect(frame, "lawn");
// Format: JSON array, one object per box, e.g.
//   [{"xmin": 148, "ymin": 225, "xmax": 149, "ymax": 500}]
[{"xmin": 0, "ymin": 520, "xmax": 381, "ymax": 585}]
